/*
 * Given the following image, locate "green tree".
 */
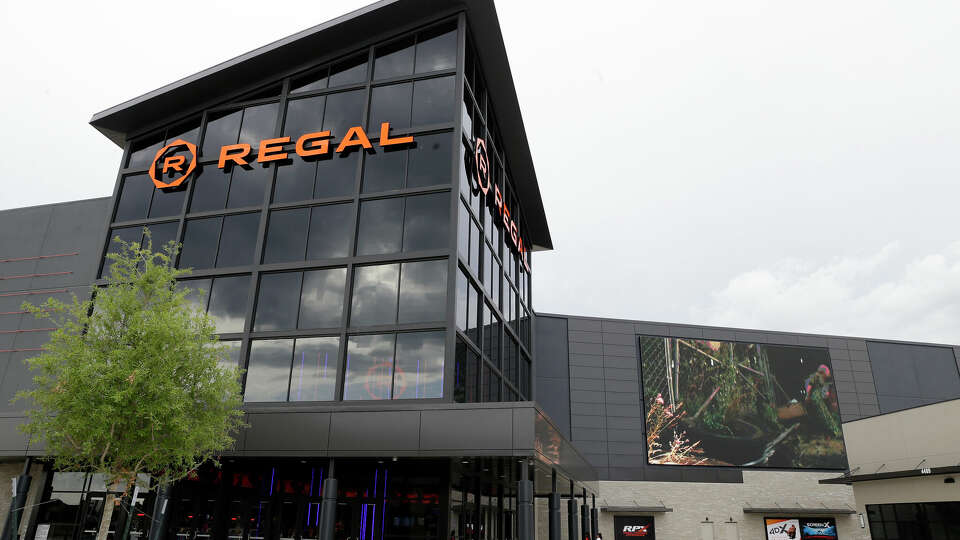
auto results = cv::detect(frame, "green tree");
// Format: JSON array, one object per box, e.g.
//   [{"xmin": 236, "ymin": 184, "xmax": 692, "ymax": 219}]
[{"xmin": 16, "ymin": 232, "xmax": 245, "ymax": 540}]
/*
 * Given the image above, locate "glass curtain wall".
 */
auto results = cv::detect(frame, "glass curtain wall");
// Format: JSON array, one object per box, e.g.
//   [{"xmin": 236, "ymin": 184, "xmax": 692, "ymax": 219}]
[{"xmin": 102, "ymin": 18, "xmax": 462, "ymax": 404}]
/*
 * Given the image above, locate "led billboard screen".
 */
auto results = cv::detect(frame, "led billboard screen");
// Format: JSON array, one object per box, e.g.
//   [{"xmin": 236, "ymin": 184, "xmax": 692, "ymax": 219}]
[{"xmin": 639, "ymin": 336, "xmax": 847, "ymax": 469}]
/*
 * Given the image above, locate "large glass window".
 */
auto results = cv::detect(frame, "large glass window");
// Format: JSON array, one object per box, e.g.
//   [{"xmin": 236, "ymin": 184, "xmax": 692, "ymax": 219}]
[
  {"xmin": 350, "ymin": 263, "xmax": 400, "ymax": 326},
  {"xmin": 374, "ymin": 37, "xmax": 415, "ymax": 80},
  {"xmin": 115, "ymin": 174, "xmax": 153, "ymax": 222},
  {"xmin": 179, "ymin": 217, "xmax": 221, "ymax": 270},
  {"xmin": 307, "ymin": 203, "xmax": 354, "ymax": 259},
  {"xmin": 412, "ymin": 76, "xmax": 455, "ymax": 126},
  {"xmin": 254, "ymin": 272, "xmax": 302, "ymax": 331},
  {"xmin": 344, "ymin": 331, "xmax": 444, "ymax": 401},
  {"xmin": 369, "ymin": 83, "xmax": 413, "ymax": 131},
  {"xmin": 344, "ymin": 333, "xmax": 395, "ymax": 400},
  {"xmin": 361, "ymin": 132, "xmax": 452, "ymax": 193},
  {"xmin": 245, "ymin": 339, "xmax": 293, "ymax": 402},
  {"xmin": 329, "ymin": 55, "xmax": 367, "ymax": 87},
  {"xmin": 207, "ymin": 275, "xmax": 251, "ymax": 333},
  {"xmin": 356, "ymin": 194, "xmax": 448, "ymax": 256},
  {"xmin": 394, "ymin": 331, "xmax": 444, "ymax": 399},
  {"xmin": 244, "ymin": 337, "xmax": 340, "ymax": 402},
  {"xmin": 263, "ymin": 208, "xmax": 309, "ymax": 264},
  {"xmin": 216, "ymin": 213, "xmax": 261, "ymax": 268},
  {"xmin": 454, "ymin": 338, "xmax": 480, "ymax": 403},
  {"xmin": 402, "ymin": 192, "xmax": 449, "ymax": 251},
  {"xmin": 201, "ymin": 110, "xmax": 243, "ymax": 157},
  {"xmin": 414, "ymin": 23, "xmax": 456, "ymax": 73},
  {"xmin": 398, "ymin": 260, "xmax": 447, "ymax": 323},
  {"xmin": 323, "ymin": 89, "xmax": 365, "ymax": 137},
  {"xmin": 350, "ymin": 260, "xmax": 447, "ymax": 327},
  {"xmin": 253, "ymin": 269, "xmax": 347, "ymax": 331},
  {"xmin": 356, "ymin": 198, "xmax": 403, "ymax": 255},
  {"xmin": 188, "ymin": 166, "xmax": 231, "ymax": 212}
]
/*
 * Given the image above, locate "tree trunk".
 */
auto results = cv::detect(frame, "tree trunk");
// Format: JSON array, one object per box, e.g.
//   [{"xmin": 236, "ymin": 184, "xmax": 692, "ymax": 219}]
[{"xmin": 96, "ymin": 493, "xmax": 116, "ymax": 540}]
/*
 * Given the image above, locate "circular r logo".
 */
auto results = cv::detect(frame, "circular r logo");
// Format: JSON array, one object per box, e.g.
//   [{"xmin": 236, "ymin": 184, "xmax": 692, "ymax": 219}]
[{"xmin": 148, "ymin": 139, "xmax": 198, "ymax": 189}]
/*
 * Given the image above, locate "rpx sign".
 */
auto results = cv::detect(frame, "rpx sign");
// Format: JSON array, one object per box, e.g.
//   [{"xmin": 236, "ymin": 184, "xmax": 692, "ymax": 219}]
[
  {"xmin": 470, "ymin": 137, "xmax": 531, "ymax": 272},
  {"xmin": 621, "ymin": 526, "xmax": 650, "ymax": 537},
  {"xmin": 149, "ymin": 139, "xmax": 197, "ymax": 189},
  {"xmin": 614, "ymin": 516, "xmax": 654, "ymax": 540}
]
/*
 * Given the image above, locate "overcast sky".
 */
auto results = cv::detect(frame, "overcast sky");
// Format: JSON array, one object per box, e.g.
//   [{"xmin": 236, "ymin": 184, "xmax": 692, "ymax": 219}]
[{"xmin": 2, "ymin": 1, "xmax": 958, "ymax": 344}]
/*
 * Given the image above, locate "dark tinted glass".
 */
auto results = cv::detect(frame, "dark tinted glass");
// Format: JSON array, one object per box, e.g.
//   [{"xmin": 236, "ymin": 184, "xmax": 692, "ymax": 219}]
[
  {"xmin": 219, "ymin": 341, "xmax": 242, "ymax": 372},
  {"xmin": 283, "ymin": 95, "xmax": 325, "ymax": 138},
  {"xmin": 298, "ymin": 268, "xmax": 346, "ymax": 329},
  {"xmin": 208, "ymin": 275, "xmax": 250, "ymax": 333},
  {"xmin": 469, "ymin": 220, "xmax": 480, "ymax": 275},
  {"xmin": 356, "ymin": 198, "xmax": 403, "ymax": 255},
  {"xmin": 458, "ymin": 202, "xmax": 469, "ymax": 262},
  {"xmin": 344, "ymin": 333, "xmax": 395, "ymax": 400},
  {"xmin": 407, "ymin": 132, "xmax": 452, "ymax": 187},
  {"xmin": 166, "ymin": 119, "xmax": 201, "ymax": 145},
  {"xmin": 178, "ymin": 278, "xmax": 211, "ymax": 313},
  {"xmin": 466, "ymin": 283, "xmax": 478, "ymax": 343},
  {"xmin": 456, "ymin": 270, "xmax": 468, "ymax": 331},
  {"xmin": 350, "ymin": 263, "xmax": 400, "ymax": 326},
  {"xmin": 263, "ymin": 208, "xmax": 309, "ymax": 263},
  {"xmin": 481, "ymin": 362, "xmax": 500, "ymax": 402},
  {"xmin": 189, "ymin": 166, "xmax": 230, "ymax": 212},
  {"xmin": 274, "ymin": 158, "xmax": 316, "ymax": 203},
  {"xmin": 488, "ymin": 309, "xmax": 501, "ymax": 369},
  {"xmin": 329, "ymin": 55, "xmax": 367, "ymax": 87},
  {"xmin": 403, "ymin": 192, "xmax": 449, "ymax": 252},
  {"xmin": 398, "ymin": 259, "xmax": 447, "ymax": 323},
  {"xmin": 369, "ymin": 83, "xmax": 412, "ymax": 131},
  {"xmin": 412, "ymin": 77, "xmax": 455, "ymax": 126},
  {"xmin": 127, "ymin": 132, "xmax": 164, "ymax": 169},
  {"xmin": 314, "ymin": 152, "xmax": 359, "ymax": 198},
  {"xmin": 394, "ymin": 331, "xmax": 444, "ymax": 399},
  {"xmin": 244, "ymin": 339, "xmax": 293, "ymax": 402},
  {"xmin": 226, "ymin": 163, "xmax": 270, "ymax": 209},
  {"xmin": 374, "ymin": 37, "xmax": 415, "ymax": 79},
  {"xmin": 179, "ymin": 217, "xmax": 221, "ymax": 270},
  {"xmin": 149, "ymin": 186, "xmax": 186, "ymax": 219},
  {"xmin": 454, "ymin": 340, "xmax": 479, "ymax": 403},
  {"xmin": 291, "ymin": 67, "xmax": 328, "ymax": 93},
  {"xmin": 201, "ymin": 110, "xmax": 243, "ymax": 157},
  {"xmin": 307, "ymin": 203, "xmax": 353, "ymax": 259},
  {"xmin": 291, "ymin": 337, "xmax": 340, "ymax": 401},
  {"xmin": 504, "ymin": 336, "xmax": 518, "ymax": 388},
  {"xmin": 216, "ymin": 213, "xmax": 260, "ymax": 268},
  {"xmin": 362, "ymin": 146, "xmax": 407, "ymax": 193},
  {"xmin": 415, "ymin": 24, "xmax": 457, "ymax": 73},
  {"xmin": 323, "ymin": 90, "xmax": 365, "ymax": 137},
  {"xmin": 143, "ymin": 221, "xmax": 179, "ymax": 256},
  {"xmin": 115, "ymin": 174, "xmax": 153, "ymax": 222},
  {"xmin": 254, "ymin": 272, "xmax": 302, "ymax": 331},
  {"xmin": 102, "ymin": 226, "xmax": 142, "ymax": 277},
  {"xmin": 238, "ymin": 103, "xmax": 279, "ymax": 147},
  {"xmin": 520, "ymin": 354, "xmax": 530, "ymax": 397}
]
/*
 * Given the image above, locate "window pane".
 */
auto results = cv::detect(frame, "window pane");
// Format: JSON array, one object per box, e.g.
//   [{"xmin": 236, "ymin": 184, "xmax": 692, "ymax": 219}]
[
  {"xmin": 412, "ymin": 76, "xmax": 455, "ymax": 126},
  {"xmin": 374, "ymin": 37, "xmax": 415, "ymax": 79},
  {"xmin": 398, "ymin": 260, "xmax": 447, "ymax": 323},
  {"xmin": 455, "ymin": 270, "xmax": 468, "ymax": 330},
  {"xmin": 362, "ymin": 146, "xmax": 407, "ymax": 193},
  {"xmin": 458, "ymin": 202, "xmax": 469, "ymax": 262},
  {"xmin": 369, "ymin": 83, "xmax": 412, "ymax": 131},
  {"xmin": 315, "ymin": 151, "xmax": 359, "ymax": 198},
  {"xmin": 166, "ymin": 119, "xmax": 201, "ymax": 146},
  {"xmin": 329, "ymin": 55, "xmax": 367, "ymax": 87},
  {"xmin": 226, "ymin": 163, "xmax": 270, "ymax": 209},
  {"xmin": 189, "ymin": 166, "xmax": 231, "ymax": 212},
  {"xmin": 469, "ymin": 220, "xmax": 480, "ymax": 275},
  {"xmin": 481, "ymin": 362, "xmax": 499, "ymax": 402},
  {"xmin": 403, "ymin": 192, "xmax": 449, "ymax": 252},
  {"xmin": 201, "ymin": 110, "xmax": 243, "ymax": 157},
  {"xmin": 216, "ymin": 213, "xmax": 260, "ymax": 268},
  {"xmin": 238, "ymin": 103, "xmax": 279, "ymax": 147},
  {"xmin": 299, "ymin": 268, "xmax": 347, "ymax": 329},
  {"xmin": 350, "ymin": 263, "xmax": 400, "ymax": 327},
  {"xmin": 179, "ymin": 278, "xmax": 211, "ymax": 313},
  {"xmin": 454, "ymin": 339, "xmax": 479, "ymax": 403},
  {"xmin": 355, "ymin": 198, "xmax": 403, "ymax": 256},
  {"xmin": 466, "ymin": 283, "xmax": 478, "ymax": 343},
  {"xmin": 344, "ymin": 334, "xmax": 395, "ymax": 400},
  {"xmin": 394, "ymin": 331, "xmax": 444, "ymax": 399},
  {"xmin": 291, "ymin": 66, "xmax": 328, "ymax": 93},
  {"xmin": 263, "ymin": 209, "xmax": 309, "ymax": 264},
  {"xmin": 102, "ymin": 226, "xmax": 142, "ymax": 277},
  {"xmin": 208, "ymin": 275, "xmax": 250, "ymax": 333},
  {"xmin": 127, "ymin": 132, "xmax": 164, "ymax": 169},
  {"xmin": 179, "ymin": 217, "xmax": 221, "ymax": 270},
  {"xmin": 291, "ymin": 337, "xmax": 339, "ymax": 402},
  {"xmin": 274, "ymin": 158, "xmax": 317, "ymax": 203},
  {"xmin": 505, "ymin": 337, "xmax": 518, "ymax": 388},
  {"xmin": 245, "ymin": 339, "xmax": 293, "ymax": 402},
  {"xmin": 307, "ymin": 203, "xmax": 353, "ymax": 260},
  {"xmin": 143, "ymin": 221, "xmax": 178, "ymax": 256},
  {"xmin": 407, "ymin": 132, "xmax": 452, "ymax": 187},
  {"xmin": 219, "ymin": 341, "xmax": 243, "ymax": 371},
  {"xmin": 115, "ymin": 174, "xmax": 153, "ymax": 222},
  {"xmin": 323, "ymin": 90, "xmax": 365, "ymax": 138},
  {"xmin": 149, "ymin": 185, "xmax": 186, "ymax": 219},
  {"xmin": 415, "ymin": 24, "xmax": 457, "ymax": 73},
  {"xmin": 254, "ymin": 272, "xmax": 302, "ymax": 331},
  {"xmin": 283, "ymin": 95, "xmax": 325, "ymax": 139}
]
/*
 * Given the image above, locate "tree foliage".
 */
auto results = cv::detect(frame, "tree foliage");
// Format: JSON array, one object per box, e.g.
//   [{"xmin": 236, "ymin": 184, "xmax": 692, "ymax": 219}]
[{"xmin": 16, "ymin": 232, "xmax": 246, "ymax": 492}]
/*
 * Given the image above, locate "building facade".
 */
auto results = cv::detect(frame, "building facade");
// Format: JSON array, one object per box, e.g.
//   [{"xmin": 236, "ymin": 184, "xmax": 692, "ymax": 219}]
[{"xmin": 2, "ymin": 1, "xmax": 960, "ymax": 540}]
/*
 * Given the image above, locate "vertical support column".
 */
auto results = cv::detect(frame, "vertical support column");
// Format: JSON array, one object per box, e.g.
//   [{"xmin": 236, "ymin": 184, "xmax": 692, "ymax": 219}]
[
  {"xmin": 590, "ymin": 495, "xmax": 598, "ymax": 540},
  {"xmin": 319, "ymin": 459, "xmax": 338, "ymax": 540},
  {"xmin": 547, "ymin": 471, "xmax": 560, "ymax": 540},
  {"xmin": 147, "ymin": 481, "xmax": 172, "ymax": 540},
  {"xmin": 516, "ymin": 461, "xmax": 533, "ymax": 540},
  {"xmin": 579, "ymin": 489, "xmax": 589, "ymax": 540},
  {"xmin": 1, "ymin": 459, "xmax": 31, "ymax": 540},
  {"xmin": 566, "ymin": 481, "xmax": 578, "ymax": 540}
]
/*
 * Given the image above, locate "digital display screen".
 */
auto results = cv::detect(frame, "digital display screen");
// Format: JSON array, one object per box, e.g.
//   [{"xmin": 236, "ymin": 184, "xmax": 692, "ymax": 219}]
[
  {"xmin": 640, "ymin": 336, "xmax": 847, "ymax": 469},
  {"xmin": 765, "ymin": 517, "xmax": 838, "ymax": 540}
]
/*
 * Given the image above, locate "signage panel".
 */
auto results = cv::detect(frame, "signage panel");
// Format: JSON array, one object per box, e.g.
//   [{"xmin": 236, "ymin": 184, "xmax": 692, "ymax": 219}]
[
  {"xmin": 764, "ymin": 518, "xmax": 838, "ymax": 540},
  {"xmin": 614, "ymin": 516, "xmax": 655, "ymax": 540}
]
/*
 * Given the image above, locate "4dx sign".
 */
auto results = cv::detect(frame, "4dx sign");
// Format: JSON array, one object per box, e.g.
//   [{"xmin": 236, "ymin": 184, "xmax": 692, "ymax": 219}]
[{"xmin": 471, "ymin": 137, "xmax": 531, "ymax": 272}]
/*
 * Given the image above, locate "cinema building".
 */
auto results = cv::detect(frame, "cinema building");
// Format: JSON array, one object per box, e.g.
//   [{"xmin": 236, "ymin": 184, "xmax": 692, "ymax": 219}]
[{"xmin": 1, "ymin": 1, "xmax": 959, "ymax": 539}]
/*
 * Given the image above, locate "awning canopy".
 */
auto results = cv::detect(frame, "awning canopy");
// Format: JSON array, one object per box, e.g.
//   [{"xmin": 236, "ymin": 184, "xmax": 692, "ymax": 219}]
[
  {"xmin": 820, "ymin": 465, "xmax": 960, "ymax": 485},
  {"xmin": 601, "ymin": 505, "xmax": 673, "ymax": 513},
  {"xmin": 742, "ymin": 506, "xmax": 855, "ymax": 515}
]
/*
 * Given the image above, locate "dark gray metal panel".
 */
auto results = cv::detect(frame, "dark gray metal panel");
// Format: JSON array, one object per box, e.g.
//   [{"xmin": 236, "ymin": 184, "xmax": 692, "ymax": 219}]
[
  {"xmin": 0, "ymin": 417, "xmax": 28, "ymax": 454},
  {"xmin": 0, "ymin": 352, "xmax": 32, "ymax": 414},
  {"xmin": 330, "ymin": 410, "xmax": 421, "ymax": 452},
  {"xmin": 419, "ymin": 408, "xmax": 513, "ymax": 451},
  {"xmin": 512, "ymin": 406, "xmax": 536, "ymax": 449},
  {"xmin": 567, "ymin": 318, "xmax": 602, "ymax": 332},
  {"xmin": 243, "ymin": 412, "xmax": 331, "ymax": 452}
]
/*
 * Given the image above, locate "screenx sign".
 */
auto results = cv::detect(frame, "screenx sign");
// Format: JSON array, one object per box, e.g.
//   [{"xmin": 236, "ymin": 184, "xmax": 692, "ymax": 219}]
[{"xmin": 614, "ymin": 516, "xmax": 655, "ymax": 540}]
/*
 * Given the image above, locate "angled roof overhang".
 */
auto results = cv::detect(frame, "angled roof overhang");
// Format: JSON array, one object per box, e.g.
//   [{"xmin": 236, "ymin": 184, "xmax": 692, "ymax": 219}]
[{"xmin": 89, "ymin": 0, "xmax": 552, "ymax": 250}]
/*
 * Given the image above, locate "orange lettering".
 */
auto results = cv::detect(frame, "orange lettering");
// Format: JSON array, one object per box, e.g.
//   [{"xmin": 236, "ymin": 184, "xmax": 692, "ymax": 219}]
[
  {"xmin": 379, "ymin": 122, "xmax": 414, "ymax": 146},
  {"xmin": 257, "ymin": 137, "xmax": 290, "ymax": 163},
  {"xmin": 494, "ymin": 184, "xmax": 504, "ymax": 214},
  {"xmin": 162, "ymin": 155, "xmax": 186, "ymax": 173},
  {"xmin": 502, "ymin": 204, "xmax": 511, "ymax": 231},
  {"xmin": 296, "ymin": 131, "xmax": 331, "ymax": 157},
  {"xmin": 218, "ymin": 143, "xmax": 251, "ymax": 169},
  {"xmin": 335, "ymin": 126, "xmax": 373, "ymax": 153}
]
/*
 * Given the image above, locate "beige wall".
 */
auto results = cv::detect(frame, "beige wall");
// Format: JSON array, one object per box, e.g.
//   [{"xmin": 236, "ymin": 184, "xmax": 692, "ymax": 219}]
[
  {"xmin": 0, "ymin": 460, "xmax": 47, "ymax": 539},
  {"xmin": 842, "ymin": 399, "xmax": 960, "ymax": 472},
  {"xmin": 536, "ymin": 470, "xmax": 866, "ymax": 540},
  {"xmin": 851, "ymin": 474, "xmax": 960, "ymax": 516}
]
